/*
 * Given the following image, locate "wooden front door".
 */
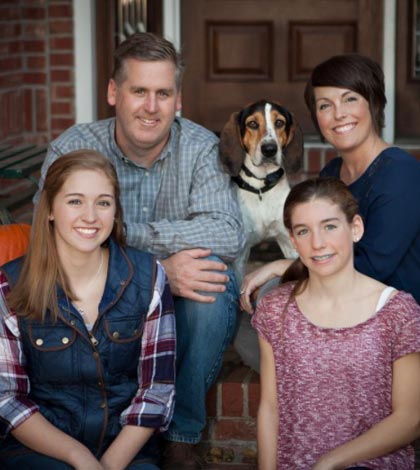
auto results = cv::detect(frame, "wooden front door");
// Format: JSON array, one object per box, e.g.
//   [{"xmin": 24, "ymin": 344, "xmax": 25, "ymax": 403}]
[
  {"xmin": 181, "ymin": 0, "xmax": 383, "ymax": 135},
  {"xmin": 396, "ymin": 0, "xmax": 420, "ymax": 140}
]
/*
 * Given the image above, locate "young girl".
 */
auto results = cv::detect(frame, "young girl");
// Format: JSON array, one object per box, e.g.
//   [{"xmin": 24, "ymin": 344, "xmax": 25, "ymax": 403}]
[
  {"xmin": 0, "ymin": 150, "xmax": 176, "ymax": 470},
  {"xmin": 252, "ymin": 177, "xmax": 420, "ymax": 469}
]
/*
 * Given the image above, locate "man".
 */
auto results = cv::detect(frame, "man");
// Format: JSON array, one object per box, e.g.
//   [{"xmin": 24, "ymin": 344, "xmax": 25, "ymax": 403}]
[{"xmin": 35, "ymin": 33, "xmax": 245, "ymax": 469}]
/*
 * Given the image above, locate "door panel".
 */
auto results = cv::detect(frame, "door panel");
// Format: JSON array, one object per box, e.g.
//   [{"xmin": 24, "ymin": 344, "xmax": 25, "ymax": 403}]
[
  {"xmin": 396, "ymin": 0, "xmax": 420, "ymax": 139},
  {"xmin": 181, "ymin": 0, "xmax": 383, "ymax": 134}
]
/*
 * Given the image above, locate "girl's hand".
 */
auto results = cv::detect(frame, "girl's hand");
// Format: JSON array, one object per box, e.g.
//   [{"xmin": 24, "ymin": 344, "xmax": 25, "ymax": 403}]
[{"xmin": 240, "ymin": 260, "xmax": 290, "ymax": 313}]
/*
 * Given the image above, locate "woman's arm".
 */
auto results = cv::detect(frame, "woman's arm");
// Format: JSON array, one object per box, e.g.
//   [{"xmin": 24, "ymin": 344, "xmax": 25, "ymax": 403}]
[
  {"xmin": 12, "ymin": 413, "xmax": 103, "ymax": 470},
  {"xmin": 240, "ymin": 259, "xmax": 293, "ymax": 313},
  {"xmin": 313, "ymin": 352, "xmax": 420, "ymax": 470},
  {"xmin": 257, "ymin": 335, "xmax": 279, "ymax": 470},
  {"xmin": 101, "ymin": 262, "xmax": 176, "ymax": 469}
]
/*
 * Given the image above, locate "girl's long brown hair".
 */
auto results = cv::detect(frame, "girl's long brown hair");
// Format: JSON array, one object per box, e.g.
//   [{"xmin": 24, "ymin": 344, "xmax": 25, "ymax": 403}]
[
  {"xmin": 281, "ymin": 177, "xmax": 359, "ymax": 297},
  {"xmin": 6, "ymin": 150, "xmax": 126, "ymax": 321}
]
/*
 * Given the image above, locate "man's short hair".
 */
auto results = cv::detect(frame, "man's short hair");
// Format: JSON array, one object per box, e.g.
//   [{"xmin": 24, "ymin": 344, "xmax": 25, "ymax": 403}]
[{"xmin": 112, "ymin": 32, "xmax": 185, "ymax": 89}]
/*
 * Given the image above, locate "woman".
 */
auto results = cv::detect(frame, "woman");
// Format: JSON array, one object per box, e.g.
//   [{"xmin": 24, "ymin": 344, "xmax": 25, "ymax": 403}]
[
  {"xmin": 240, "ymin": 54, "xmax": 420, "ymax": 312},
  {"xmin": 253, "ymin": 177, "xmax": 420, "ymax": 469},
  {"xmin": 0, "ymin": 150, "xmax": 176, "ymax": 469}
]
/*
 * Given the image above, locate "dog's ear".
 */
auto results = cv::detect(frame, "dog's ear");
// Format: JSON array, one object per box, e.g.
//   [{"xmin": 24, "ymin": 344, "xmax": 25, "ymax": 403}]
[
  {"xmin": 283, "ymin": 115, "xmax": 304, "ymax": 174},
  {"xmin": 219, "ymin": 111, "xmax": 246, "ymax": 176}
]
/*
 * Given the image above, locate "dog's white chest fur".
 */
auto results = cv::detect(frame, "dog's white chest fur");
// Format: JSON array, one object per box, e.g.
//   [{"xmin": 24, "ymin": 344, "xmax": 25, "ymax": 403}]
[
  {"xmin": 234, "ymin": 173, "xmax": 297, "ymax": 282},
  {"xmin": 237, "ymin": 178, "xmax": 290, "ymax": 245}
]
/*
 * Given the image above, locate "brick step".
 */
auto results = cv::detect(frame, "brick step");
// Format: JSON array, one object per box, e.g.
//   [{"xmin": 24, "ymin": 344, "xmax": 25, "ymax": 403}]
[{"xmin": 202, "ymin": 350, "xmax": 259, "ymax": 468}]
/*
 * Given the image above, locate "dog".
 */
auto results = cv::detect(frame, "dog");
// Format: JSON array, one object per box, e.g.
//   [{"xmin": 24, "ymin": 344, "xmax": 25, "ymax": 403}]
[{"xmin": 219, "ymin": 99, "xmax": 303, "ymax": 282}]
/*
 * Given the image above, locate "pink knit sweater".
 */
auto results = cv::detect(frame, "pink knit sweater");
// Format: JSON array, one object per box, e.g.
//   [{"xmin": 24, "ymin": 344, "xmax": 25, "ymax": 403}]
[{"xmin": 252, "ymin": 283, "xmax": 420, "ymax": 469}]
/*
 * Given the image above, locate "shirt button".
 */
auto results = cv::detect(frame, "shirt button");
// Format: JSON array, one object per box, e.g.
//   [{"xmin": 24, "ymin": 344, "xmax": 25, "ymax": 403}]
[
  {"xmin": 145, "ymin": 172, "xmax": 149, "ymax": 177},
  {"xmin": 62, "ymin": 337, "xmax": 69, "ymax": 345},
  {"xmin": 98, "ymin": 381, "xmax": 103, "ymax": 387},
  {"xmin": 100, "ymin": 402, "xmax": 106, "ymax": 409},
  {"xmin": 70, "ymin": 320, "xmax": 76, "ymax": 326},
  {"xmin": 35, "ymin": 338, "xmax": 43, "ymax": 346},
  {"xmin": 92, "ymin": 352, "xmax": 99, "ymax": 359},
  {"xmin": 142, "ymin": 207, "xmax": 148, "ymax": 212},
  {"xmin": 112, "ymin": 331, "xmax": 120, "ymax": 339}
]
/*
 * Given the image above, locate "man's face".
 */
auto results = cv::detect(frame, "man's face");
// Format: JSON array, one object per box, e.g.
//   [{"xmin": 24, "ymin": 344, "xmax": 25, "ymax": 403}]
[{"xmin": 107, "ymin": 58, "xmax": 182, "ymax": 165}]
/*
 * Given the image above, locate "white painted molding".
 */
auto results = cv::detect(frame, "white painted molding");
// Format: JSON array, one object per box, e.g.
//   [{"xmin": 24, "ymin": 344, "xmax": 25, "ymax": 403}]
[
  {"xmin": 73, "ymin": 0, "xmax": 96, "ymax": 123},
  {"xmin": 163, "ymin": 0, "xmax": 181, "ymax": 50},
  {"xmin": 382, "ymin": 0, "xmax": 396, "ymax": 143}
]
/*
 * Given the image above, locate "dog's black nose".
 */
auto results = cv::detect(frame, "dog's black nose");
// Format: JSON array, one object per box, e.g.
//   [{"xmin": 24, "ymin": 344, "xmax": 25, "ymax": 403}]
[{"xmin": 261, "ymin": 141, "xmax": 278, "ymax": 158}]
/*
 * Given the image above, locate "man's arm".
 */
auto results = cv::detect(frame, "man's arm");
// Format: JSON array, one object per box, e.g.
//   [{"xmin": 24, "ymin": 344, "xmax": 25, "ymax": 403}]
[{"xmin": 125, "ymin": 140, "xmax": 245, "ymax": 262}]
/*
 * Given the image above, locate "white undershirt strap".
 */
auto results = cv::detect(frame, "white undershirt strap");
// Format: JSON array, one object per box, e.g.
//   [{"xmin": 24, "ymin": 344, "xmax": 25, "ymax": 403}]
[{"xmin": 375, "ymin": 286, "xmax": 396, "ymax": 312}]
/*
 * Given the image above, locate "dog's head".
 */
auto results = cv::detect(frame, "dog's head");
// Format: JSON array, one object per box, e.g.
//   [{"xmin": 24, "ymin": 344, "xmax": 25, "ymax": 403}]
[{"xmin": 219, "ymin": 100, "xmax": 303, "ymax": 176}]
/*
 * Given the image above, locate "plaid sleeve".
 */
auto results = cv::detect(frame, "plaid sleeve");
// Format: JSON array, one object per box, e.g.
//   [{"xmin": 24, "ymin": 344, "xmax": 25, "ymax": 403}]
[
  {"xmin": 0, "ymin": 271, "xmax": 39, "ymax": 438},
  {"xmin": 120, "ymin": 261, "xmax": 176, "ymax": 431}
]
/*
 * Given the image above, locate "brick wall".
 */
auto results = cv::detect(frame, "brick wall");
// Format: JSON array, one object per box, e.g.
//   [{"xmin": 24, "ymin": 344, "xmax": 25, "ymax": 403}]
[{"xmin": 0, "ymin": 0, "xmax": 75, "ymax": 146}]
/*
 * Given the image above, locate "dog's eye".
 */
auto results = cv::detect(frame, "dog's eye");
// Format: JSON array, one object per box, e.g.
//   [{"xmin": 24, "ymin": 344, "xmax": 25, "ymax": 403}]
[
  {"xmin": 274, "ymin": 120, "xmax": 285, "ymax": 129},
  {"xmin": 247, "ymin": 120, "xmax": 259, "ymax": 130}
]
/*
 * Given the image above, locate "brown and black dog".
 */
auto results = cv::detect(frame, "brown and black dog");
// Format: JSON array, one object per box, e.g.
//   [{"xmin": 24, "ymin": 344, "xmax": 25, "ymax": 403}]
[{"xmin": 219, "ymin": 99, "xmax": 303, "ymax": 281}]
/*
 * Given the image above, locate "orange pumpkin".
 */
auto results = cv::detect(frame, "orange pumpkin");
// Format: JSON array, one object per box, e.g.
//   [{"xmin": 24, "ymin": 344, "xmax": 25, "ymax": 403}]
[{"xmin": 0, "ymin": 223, "xmax": 31, "ymax": 267}]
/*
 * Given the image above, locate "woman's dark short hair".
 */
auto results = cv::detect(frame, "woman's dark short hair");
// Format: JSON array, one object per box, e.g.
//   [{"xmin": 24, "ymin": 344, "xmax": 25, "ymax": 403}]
[
  {"xmin": 304, "ymin": 54, "xmax": 387, "ymax": 138},
  {"xmin": 112, "ymin": 32, "xmax": 185, "ymax": 89}
]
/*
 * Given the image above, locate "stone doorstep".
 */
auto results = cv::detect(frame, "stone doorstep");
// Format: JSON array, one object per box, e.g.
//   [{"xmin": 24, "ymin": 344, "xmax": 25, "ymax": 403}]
[{"xmin": 202, "ymin": 352, "xmax": 260, "ymax": 468}]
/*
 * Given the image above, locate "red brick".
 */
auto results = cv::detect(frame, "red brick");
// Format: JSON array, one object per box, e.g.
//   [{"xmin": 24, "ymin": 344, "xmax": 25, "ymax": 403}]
[
  {"xmin": 35, "ymin": 89, "xmax": 47, "ymax": 132},
  {"xmin": 0, "ymin": 73, "xmax": 23, "ymax": 88},
  {"xmin": 21, "ymin": 0, "xmax": 46, "ymax": 6},
  {"xmin": 2, "ymin": 90, "xmax": 23, "ymax": 137},
  {"xmin": 23, "ymin": 88, "xmax": 33, "ymax": 132},
  {"xmin": 0, "ymin": 41, "xmax": 21, "ymax": 55},
  {"xmin": 325, "ymin": 148, "xmax": 337, "ymax": 163},
  {"xmin": 213, "ymin": 418, "xmax": 256, "ymax": 440},
  {"xmin": 50, "ymin": 69, "xmax": 72, "ymax": 82},
  {"xmin": 51, "ymin": 84, "xmax": 74, "ymax": 99},
  {"xmin": 49, "ymin": 36, "xmax": 73, "ymax": 50},
  {"xmin": 248, "ymin": 379, "xmax": 260, "ymax": 418},
  {"xmin": 22, "ymin": 7, "xmax": 45, "ymax": 20},
  {"xmin": 221, "ymin": 382, "xmax": 243, "ymax": 417},
  {"xmin": 51, "ymin": 117, "xmax": 74, "ymax": 131},
  {"xmin": 50, "ymin": 53, "xmax": 73, "ymax": 66},
  {"xmin": 0, "ymin": 56, "xmax": 22, "ymax": 71},
  {"xmin": 23, "ymin": 72, "xmax": 47, "ymax": 85},
  {"xmin": 307, "ymin": 148, "xmax": 322, "ymax": 173},
  {"xmin": 0, "ymin": 23, "xmax": 21, "ymax": 39},
  {"xmin": 23, "ymin": 40, "xmax": 45, "ymax": 53},
  {"xmin": 49, "ymin": 19, "xmax": 72, "ymax": 34},
  {"xmin": 51, "ymin": 101, "xmax": 72, "ymax": 115},
  {"xmin": 27, "ymin": 56, "xmax": 46, "ymax": 69},
  {"xmin": 0, "ymin": 6, "xmax": 20, "ymax": 21},
  {"xmin": 22, "ymin": 22, "xmax": 47, "ymax": 37},
  {"xmin": 49, "ymin": 3, "xmax": 72, "ymax": 17},
  {"xmin": 206, "ymin": 384, "xmax": 218, "ymax": 418}
]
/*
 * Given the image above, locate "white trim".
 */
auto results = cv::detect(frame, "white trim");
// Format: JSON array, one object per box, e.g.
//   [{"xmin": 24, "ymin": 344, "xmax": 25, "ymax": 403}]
[
  {"xmin": 73, "ymin": 0, "xmax": 96, "ymax": 123},
  {"xmin": 163, "ymin": 0, "xmax": 181, "ymax": 50},
  {"xmin": 382, "ymin": 0, "xmax": 397, "ymax": 143}
]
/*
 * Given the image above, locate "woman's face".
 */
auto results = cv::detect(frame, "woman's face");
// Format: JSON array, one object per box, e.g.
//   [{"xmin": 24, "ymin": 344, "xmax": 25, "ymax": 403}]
[
  {"xmin": 289, "ymin": 197, "xmax": 363, "ymax": 279},
  {"xmin": 50, "ymin": 169, "xmax": 116, "ymax": 258},
  {"xmin": 314, "ymin": 86, "xmax": 376, "ymax": 154}
]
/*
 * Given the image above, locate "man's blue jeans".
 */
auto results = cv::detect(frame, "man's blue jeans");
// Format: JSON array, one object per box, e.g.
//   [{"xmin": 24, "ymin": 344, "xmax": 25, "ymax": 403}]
[{"xmin": 165, "ymin": 257, "xmax": 239, "ymax": 444}]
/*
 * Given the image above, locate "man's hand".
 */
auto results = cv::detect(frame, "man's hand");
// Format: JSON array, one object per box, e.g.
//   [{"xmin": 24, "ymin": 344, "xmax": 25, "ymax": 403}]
[{"xmin": 161, "ymin": 248, "xmax": 230, "ymax": 302}]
